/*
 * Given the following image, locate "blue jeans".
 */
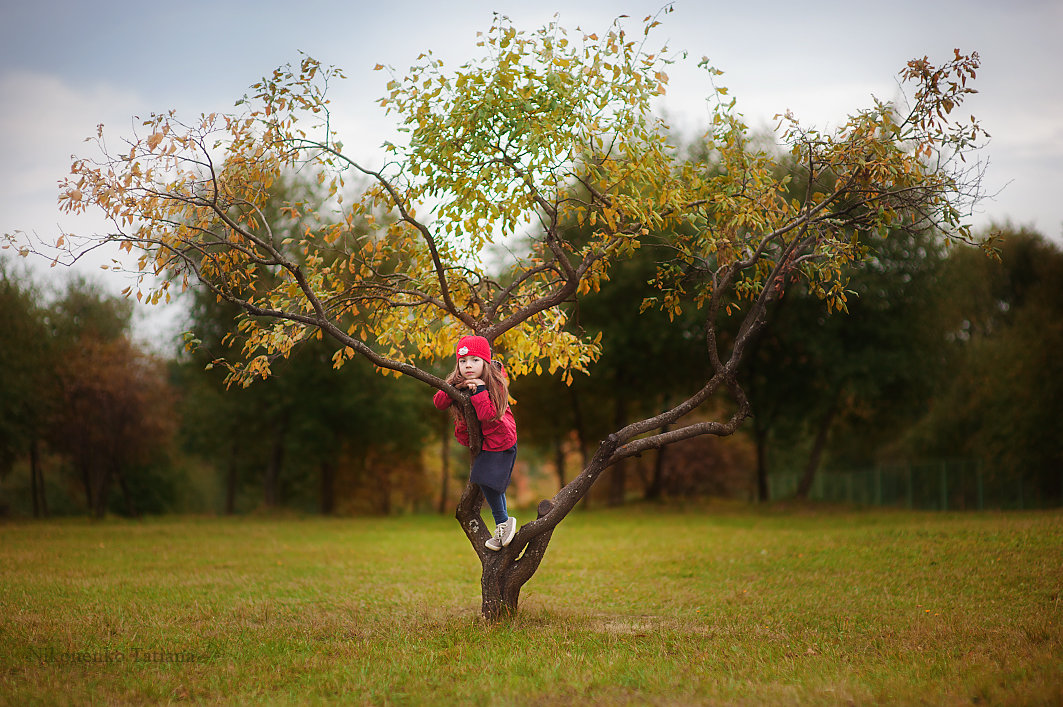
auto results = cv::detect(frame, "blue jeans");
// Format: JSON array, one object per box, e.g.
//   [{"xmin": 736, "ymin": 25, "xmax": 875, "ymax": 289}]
[{"xmin": 480, "ymin": 485, "xmax": 508, "ymax": 525}]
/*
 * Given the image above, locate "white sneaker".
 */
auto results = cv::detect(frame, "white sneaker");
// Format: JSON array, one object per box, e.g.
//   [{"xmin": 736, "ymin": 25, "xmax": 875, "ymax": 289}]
[{"xmin": 485, "ymin": 517, "xmax": 516, "ymax": 551}]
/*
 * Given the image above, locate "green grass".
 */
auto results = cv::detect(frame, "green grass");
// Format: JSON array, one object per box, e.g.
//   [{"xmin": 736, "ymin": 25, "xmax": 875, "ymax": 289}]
[{"xmin": 2, "ymin": 505, "xmax": 1061, "ymax": 705}]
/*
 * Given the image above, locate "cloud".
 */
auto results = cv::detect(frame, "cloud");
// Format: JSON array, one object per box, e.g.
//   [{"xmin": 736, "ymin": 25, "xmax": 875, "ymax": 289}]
[
  {"xmin": 0, "ymin": 71, "xmax": 150, "ymax": 234},
  {"xmin": 0, "ymin": 70, "xmax": 156, "ymax": 315}
]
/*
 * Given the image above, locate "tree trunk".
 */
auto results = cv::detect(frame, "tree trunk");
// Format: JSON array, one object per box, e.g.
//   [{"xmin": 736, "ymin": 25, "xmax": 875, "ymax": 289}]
[
  {"xmin": 455, "ymin": 406, "xmax": 622, "ymax": 620},
  {"xmin": 609, "ymin": 460, "xmax": 626, "ymax": 505},
  {"xmin": 91, "ymin": 463, "xmax": 111, "ymax": 519},
  {"xmin": 608, "ymin": 397, "xmax": 627, "ymax": 506},
  {"xmin": 81, "ymin": 460, "xmax": 93, "ymax": 513},
  {"xmin": 115, "ymin": 465, "xmax": 138, "ymax": 518},
  {"xmin": 741, "ymin": 306, "xmax": 780, "ymax": 504},
  {"xmin": 80, "ymin": 451, "xmax": 116, "ymax": 519},
  {"xmin": 795, "ymin": 398, "xmax": 839, "ymax": 499},
  {"xmin": 30, "ymin": 438, "xmax": 48, "ymax": 518},
  {"xmin": 225, "ymin": 440, "xmax": 238, "ymax": 515},
  {"xmin": 448, "ymin": 359, "xmax": 751, "ymax": 621},
  {"xmin": 569, "ymin": 384, "xmax": 590, "ymax": 510},
  {"xmin": 367, "ymin": 449, "xmax": 391, "ymax": 515},
  {"xmin": 477, "ymin": 497, "xmax": 559, "ymax": 621},
  {"xmin": 753, "ymin": 418, "xmax": 770, "ymax": 502},
  {"xmin": 644, "ymin": 424, "xmax": 670, "ymax": 500},
  {"xmin": 30, "ymin": 448, "xmax": 40, "ymax": 517},
  {"xmin": 320, "ymin": 459, "xmax": 336, "ymax": 515},
  {"xmin": 264, "ymin": 415, "xmax": 288, "ymax": 508}
]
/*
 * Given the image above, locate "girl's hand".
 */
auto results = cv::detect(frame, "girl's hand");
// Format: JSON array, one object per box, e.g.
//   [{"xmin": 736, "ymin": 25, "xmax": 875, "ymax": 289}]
[{"xmin": 464, "ymin": 378, "xmax": 485, "ymax": 391}]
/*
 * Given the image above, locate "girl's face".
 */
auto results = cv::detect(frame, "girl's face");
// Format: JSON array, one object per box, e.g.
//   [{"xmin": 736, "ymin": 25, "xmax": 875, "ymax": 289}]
[{"xmin": 458, "ymin": 356, "xmax": 485, "ymax": 380}]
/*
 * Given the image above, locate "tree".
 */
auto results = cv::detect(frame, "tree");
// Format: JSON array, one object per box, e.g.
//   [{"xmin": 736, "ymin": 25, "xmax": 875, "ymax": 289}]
[
  {"xmin": 45, "ymin": 13, "xmax": 988, "ymax": 618},
  {"xmin": 179, "ymin": 326, "xmax": 432, "ymax": 514},
  {"xmin": 510, "ymin": 214, "xmax": 707, "ymax": 503},
  {"xmin": 46, "ymin": 280, "xmax": 176, "ymax": 518},
  {"xmin": 0, "ymin": 259, "xmax": 55, "ymax": 516},
  {"xmin": 903, "ymin": 228, "xmax": 1063, "ymax": 503},
  {"xmin": 174, "ymin": 175, "xmax": 431, "ymax": 514},
  {"xmin": 50, "ymin": 336, "xmax": 176, "ymax": 517},
  {"xmin": 742, "ymin": 223, "xmax": 950, "ymax": 499},
  {"xmin": 0, "ymin": 270, "xmax": 177, "ymax": 518}
]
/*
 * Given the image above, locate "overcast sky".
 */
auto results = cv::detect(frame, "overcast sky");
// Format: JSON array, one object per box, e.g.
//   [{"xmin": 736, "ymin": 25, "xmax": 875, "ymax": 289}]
[{"xmin": 2, "ymin": 0, "xmax": 1060, "ymax": 343}]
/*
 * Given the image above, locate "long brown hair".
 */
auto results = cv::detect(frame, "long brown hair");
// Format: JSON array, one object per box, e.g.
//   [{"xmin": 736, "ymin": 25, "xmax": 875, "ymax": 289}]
[{"xmin": 446, "ymin": 358, "xmax": 510, "ymax": 421}]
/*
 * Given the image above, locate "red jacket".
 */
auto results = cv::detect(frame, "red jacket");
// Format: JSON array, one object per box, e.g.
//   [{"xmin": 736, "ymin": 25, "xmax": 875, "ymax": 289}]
[{"xmin": 433, "ymin": 387, "xmax": 517, "ymax": 451}]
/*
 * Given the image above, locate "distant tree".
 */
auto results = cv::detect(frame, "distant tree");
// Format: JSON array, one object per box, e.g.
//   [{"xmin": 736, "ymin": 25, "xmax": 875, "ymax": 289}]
[
  {"xmin": 47, "ymin": 275, "xmax": 134, "ymax": 342},
  {"xmin": 512, "ymin": 223, "xmax": 707, "ymax": 503},
  {"xmin": 51, "ymin": 337, "xmax": 175, "ymax": 517},
  {"xmin": 46, "ymin": 280, "xmax": 175, "ymax": 517},
  {"xmin": 175, "ymin": 176, "xmax": 430, "ymax": 513},
  {"xmin": 743, "ymin": 224, "xmax": 949, "ymax": 499},
  {"xmin": 0, "ymin": 260, "xmax": 55, "ymax": 516},
  {"xmin": 49, "ymin": 13, "xmax": 988, "ymax": 618},
  {"xmin": 904, "ymin": 228, "xmax": 1063, "ymax": 503}
]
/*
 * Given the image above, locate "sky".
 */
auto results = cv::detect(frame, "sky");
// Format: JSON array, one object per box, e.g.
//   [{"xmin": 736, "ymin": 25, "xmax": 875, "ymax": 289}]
[{"xmin": 2, "ymin": 0, "xmax": 1060, "ymax": 346}]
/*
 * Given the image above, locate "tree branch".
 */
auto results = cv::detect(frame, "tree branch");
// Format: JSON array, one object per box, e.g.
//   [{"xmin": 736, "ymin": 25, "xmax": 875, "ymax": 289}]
[{"xmin": 291, "ymin": 139, "xmax": 479, "ymax": 331}]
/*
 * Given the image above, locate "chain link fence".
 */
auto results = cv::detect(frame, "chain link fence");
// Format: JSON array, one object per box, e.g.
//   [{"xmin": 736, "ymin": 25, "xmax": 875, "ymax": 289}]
[{"xmin": 768, "ymin": 460, "xmax": 1062, "ymax": 510}]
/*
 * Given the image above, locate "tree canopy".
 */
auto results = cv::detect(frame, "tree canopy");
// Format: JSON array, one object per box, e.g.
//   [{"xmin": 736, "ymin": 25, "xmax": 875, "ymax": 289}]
[
  {"xmin": 26, "ymin": 12, "xmax": 990, "ymax": 617},
  {"xmin": 48, "ymin": 16, "xmax": 986, "ymax": 390}
]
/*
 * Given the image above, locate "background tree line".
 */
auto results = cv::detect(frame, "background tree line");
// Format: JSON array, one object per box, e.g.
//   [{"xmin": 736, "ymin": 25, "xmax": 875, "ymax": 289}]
[{"xmin": 2, "ymin": 172, "xmax": 1060, "ymax": 518}]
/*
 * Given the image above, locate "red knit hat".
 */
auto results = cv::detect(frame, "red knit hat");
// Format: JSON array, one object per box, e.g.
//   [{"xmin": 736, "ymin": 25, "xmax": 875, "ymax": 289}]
[{"xmin": 455, "ymin": 335, "xmax": 491, "ymax": 362}]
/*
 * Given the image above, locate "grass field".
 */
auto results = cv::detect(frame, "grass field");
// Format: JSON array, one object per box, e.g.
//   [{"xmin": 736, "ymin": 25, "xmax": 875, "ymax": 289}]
[{"xmin": 2, "ymin": 504, "xmax": 1061, "ymax": 705}]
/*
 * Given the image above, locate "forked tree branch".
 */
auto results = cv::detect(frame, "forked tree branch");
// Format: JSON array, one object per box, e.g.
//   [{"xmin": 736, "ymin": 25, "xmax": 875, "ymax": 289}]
[{"xmin": 290, "ymin": 139, "xmax": 479, "ymax": 332}]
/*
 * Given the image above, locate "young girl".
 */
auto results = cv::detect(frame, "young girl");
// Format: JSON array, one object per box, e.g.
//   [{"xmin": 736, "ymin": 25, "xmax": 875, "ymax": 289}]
[{"xmin": 433, "ymin": 335, "xmax": 518, "ymax": 551}]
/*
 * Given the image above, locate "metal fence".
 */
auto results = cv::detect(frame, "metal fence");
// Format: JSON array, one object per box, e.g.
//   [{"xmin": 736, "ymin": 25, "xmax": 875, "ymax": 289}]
[{"xmin": 768, "ymin": 460, "xmax": 1061, "ymax": 510}]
